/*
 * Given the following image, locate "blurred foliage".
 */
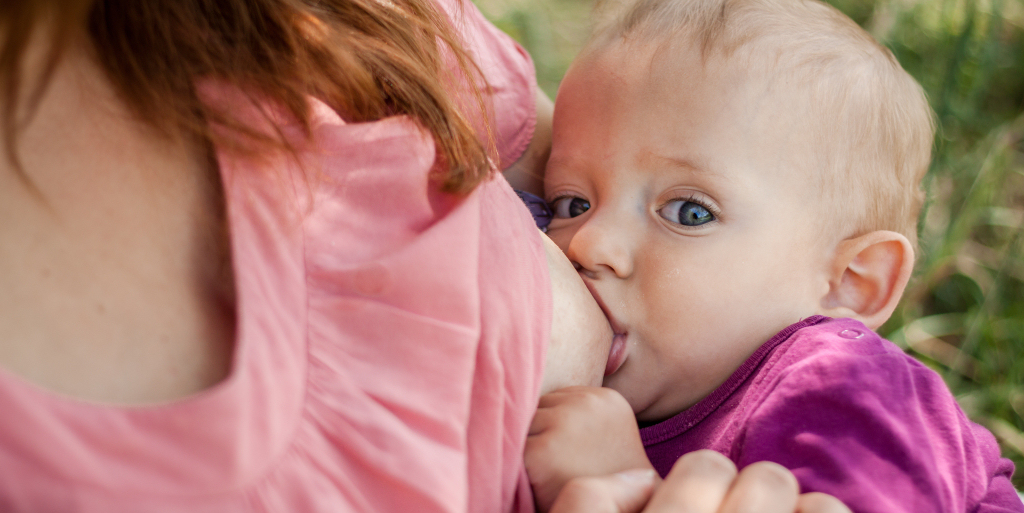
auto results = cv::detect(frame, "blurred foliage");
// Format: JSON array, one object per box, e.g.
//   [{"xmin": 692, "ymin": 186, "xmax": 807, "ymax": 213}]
[
  {"xmin": 470, "ymin": 0, "xmax": 595, "ymax": 97},
  {"xmin": 473, "ymin": 0, "xmax": 1024, "ymax": 488}
]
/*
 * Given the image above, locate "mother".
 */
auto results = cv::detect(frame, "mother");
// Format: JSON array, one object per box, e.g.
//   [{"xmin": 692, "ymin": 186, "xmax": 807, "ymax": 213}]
[{"xmin": 0, "ymin": 1, "xmax": 845, "ymax": 511}]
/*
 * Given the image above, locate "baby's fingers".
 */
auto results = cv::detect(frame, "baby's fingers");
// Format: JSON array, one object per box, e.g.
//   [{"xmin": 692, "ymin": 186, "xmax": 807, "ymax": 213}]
[
  {"xmin": 549, "ymin": 469, "xmax": 658, "ymax": 513},
  {"xmin": 530, "ymin": 386, "xmax": 617, "ymax": 434},
  {"xmin": 716, "ymin": 461, "xmax": 799, "ymax": 513},
  {"xmin": 796, "ymin": 493, "xmax": 852, "ymax": 513},
  {"xmin": 643, "ymin": 450, "xmax": 738, "ymax": 512},
  {"xmin": 537, "ymin": 385, "xmax": 612, "ymax": 408},
  {"xmin": 528, "ymin": 405, "xmax": 558, "ymax": 435}
]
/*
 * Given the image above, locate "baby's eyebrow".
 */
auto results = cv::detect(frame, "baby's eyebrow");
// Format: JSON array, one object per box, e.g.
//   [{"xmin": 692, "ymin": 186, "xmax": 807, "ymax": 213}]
[
  {"xmin": 648, "ymin": 153, "xmax": 726, "ymax": 180},
  {"xmin": 657, "ymin": 155, "xmax": 705, "ymax": 171}
]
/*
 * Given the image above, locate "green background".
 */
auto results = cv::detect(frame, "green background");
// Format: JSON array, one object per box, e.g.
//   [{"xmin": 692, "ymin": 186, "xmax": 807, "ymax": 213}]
[{"xmin": 472, "ymin": 0, "xmax": 1024, "ymax": 487}]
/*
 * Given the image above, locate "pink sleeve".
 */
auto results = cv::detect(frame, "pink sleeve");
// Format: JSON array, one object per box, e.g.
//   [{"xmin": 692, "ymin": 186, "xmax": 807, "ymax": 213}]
[
  {"xmin": 298, "ymin": 109, "xmax": 548, "ymax": 513},
  {"xmin": 437, "ymin": 0, "xmax": 539, "ymax": 170},
  {"xmin": 298, "ymin": 3, "xmax": 547, "ymax": 510}
]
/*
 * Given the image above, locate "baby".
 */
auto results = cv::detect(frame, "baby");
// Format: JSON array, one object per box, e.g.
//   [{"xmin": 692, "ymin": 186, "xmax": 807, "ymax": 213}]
[{"xmin": 524, "ymin": 0, "xmax": 1024, "ymax": 511}]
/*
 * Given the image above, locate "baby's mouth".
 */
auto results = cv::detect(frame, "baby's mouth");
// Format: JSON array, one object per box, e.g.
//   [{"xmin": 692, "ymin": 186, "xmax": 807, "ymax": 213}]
[
  {"xmin": 605, "ymin": 332, "xmax": 628, "ymax": 376},
  {"xmin": 579, "ymin": 279, "xmax": 628, "ymax": 376}
]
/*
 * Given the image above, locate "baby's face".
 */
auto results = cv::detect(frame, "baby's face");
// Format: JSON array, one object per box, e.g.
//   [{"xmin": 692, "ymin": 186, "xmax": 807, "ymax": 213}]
[{"xmin": 545, "ymin": 39, "xmax": 834, "ymax": 421}]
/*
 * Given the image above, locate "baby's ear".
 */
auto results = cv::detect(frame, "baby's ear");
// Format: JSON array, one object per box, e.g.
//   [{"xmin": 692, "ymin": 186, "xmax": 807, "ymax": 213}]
[{"xmin": 820, "ymin": 231, "xmax": 914, "ymax": 329}]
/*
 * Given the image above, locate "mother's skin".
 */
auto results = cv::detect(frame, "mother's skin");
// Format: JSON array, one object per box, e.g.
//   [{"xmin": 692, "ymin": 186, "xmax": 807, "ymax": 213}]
[{"xmin": 0, "ymin": 38, "xmax": 236, "ymax": 403}]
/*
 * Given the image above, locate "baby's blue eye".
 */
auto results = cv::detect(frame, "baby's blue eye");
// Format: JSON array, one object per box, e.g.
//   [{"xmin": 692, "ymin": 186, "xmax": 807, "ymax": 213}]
[
  {"xmin": 551, "ymin": 196, "xmax": 590, "ymax": 218},
  {"xmin": 658, "ymin": 200, "xmax": 714, "ymax": 226}
]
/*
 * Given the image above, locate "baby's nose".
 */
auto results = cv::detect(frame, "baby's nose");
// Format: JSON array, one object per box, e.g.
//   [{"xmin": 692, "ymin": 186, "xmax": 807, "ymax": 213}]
[{"xmin": 567, "ymin": 214, "xmax": 635, "ymax": 279}]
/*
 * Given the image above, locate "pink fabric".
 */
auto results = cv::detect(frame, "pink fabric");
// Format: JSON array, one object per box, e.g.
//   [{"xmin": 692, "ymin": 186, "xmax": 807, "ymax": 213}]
[
  {"xmin": 0, "ymin": 1, "xmax": 548, "ymax": 511},
  {"xmin": 437, "ymin": 0, "xmax": 538, "ymax": 170}
]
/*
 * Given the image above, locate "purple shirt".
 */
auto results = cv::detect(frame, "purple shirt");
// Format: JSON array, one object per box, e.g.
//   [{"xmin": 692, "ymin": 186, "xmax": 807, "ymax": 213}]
[{"xmin": 641, "ymin": 316, "xmax": 1023, "ymax": 512}]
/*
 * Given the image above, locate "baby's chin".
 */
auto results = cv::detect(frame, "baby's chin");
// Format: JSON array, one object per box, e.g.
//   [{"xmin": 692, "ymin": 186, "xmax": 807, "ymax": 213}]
[
  {"xmin": 601, "ymin": 371, "xmax": 648, "ymax": 417},
  {"xmin": 602, "ymin": 369, "xmax": 708, "ymax": 423}
]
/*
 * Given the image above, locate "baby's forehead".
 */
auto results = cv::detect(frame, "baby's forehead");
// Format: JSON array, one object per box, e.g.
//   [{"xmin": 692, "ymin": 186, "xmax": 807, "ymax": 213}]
[
  {"xmin": 585, "ymin": 0, "xmax": 892, "ymax": 106},
  {"xmin": 589, "ymin": 37, "xmax": 822, "ymax": 147},
  {"xmin": 580, "ymin": 28, "xmax": 825, "ymax": 120},
  {"xmin": 561, "ymin": 40, "xmax": 845, "ymax": 219},
  {"xmin": 568, "ymin": 0, "xmax": 933, "ymax": 246}
]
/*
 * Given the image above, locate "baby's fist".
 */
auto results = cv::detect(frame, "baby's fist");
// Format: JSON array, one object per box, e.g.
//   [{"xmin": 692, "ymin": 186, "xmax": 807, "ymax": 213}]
[{"xmin": 525, "ymin": 386, "xmax": 654, "ymax": 512}]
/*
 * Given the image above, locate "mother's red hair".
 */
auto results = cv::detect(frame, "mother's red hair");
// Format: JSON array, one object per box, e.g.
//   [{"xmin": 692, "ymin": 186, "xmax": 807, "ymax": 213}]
[{"xmin": 0, "ymin": 0, "xmax": 491, "ymax": 193}]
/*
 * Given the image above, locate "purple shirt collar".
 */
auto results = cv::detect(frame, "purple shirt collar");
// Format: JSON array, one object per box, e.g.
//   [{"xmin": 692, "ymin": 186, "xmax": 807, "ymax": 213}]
[{"xmin": 640, "ymin": 315, "xmax": 829, "ymax": 445}]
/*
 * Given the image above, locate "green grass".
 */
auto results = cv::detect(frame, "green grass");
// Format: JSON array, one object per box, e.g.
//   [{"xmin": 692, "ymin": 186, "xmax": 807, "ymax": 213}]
[{"xmin": 472, "ymin": 0, "xmax": 1024, "ymax": 487}]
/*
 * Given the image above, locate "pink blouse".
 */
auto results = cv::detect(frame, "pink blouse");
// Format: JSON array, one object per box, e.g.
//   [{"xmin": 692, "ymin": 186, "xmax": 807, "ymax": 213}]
[{"xmin": 0, "ymin": 2, "xmax": 548, "ymax": 511}]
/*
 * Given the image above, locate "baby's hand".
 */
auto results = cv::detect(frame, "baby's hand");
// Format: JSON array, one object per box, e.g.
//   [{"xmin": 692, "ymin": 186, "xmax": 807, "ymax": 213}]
[{"xmin": 525, "ymin": 386, "xmax": 654, "ymax": 512}]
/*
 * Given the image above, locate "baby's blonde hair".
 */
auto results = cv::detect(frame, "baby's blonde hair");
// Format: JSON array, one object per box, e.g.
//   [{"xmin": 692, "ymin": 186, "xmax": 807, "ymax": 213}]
[{"xmin": 592, "ymin": 0, "xmax": 935, "ymax": 246}]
